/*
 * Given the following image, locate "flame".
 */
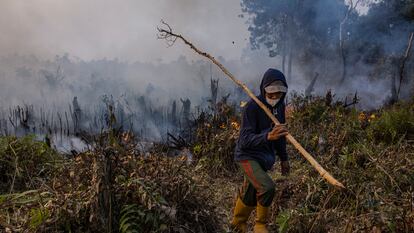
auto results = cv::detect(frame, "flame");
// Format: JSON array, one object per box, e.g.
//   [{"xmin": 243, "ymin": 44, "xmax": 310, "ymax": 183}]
[
  {"xmin": 368, "ymin": 114, "xmax": 376, "ymax": 122},
  {"xmin": 121, "ymin": 131, "xmax": 133, "ymax": 143},
  {"xmin": 231, "ymin": 121, "xmax": 240, "ymax": 130}
]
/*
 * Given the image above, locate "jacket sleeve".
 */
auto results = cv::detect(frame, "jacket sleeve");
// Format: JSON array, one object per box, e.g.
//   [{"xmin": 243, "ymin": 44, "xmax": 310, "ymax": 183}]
[
  {"xmin": 275, "ymin": 103, "xmax": 288, "ymax": 161},
  {"xmin": 238, "ymin": 102, "xmax": 270, "ymax": 149}
]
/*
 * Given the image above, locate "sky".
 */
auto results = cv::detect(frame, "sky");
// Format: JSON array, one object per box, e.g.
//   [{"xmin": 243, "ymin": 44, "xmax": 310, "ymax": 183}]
[{"xmin": 0, "ymin": 0, "xmax": 250, "ymax": 62}]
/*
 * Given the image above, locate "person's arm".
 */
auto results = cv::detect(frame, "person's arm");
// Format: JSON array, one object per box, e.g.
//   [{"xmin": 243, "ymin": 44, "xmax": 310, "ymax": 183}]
[{"xmin": 238, "ymin": 102, "xmax": 270, "ymax": 149}]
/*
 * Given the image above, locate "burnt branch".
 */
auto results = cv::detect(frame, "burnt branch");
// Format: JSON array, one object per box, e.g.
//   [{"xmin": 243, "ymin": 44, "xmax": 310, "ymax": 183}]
[
  {"xmin": 343, "ymin": 92, "xmax": 360, "ymax": 108},
  {"xmin": 157, "ymin": 20, "xmax": 178, "ymax": 47}
]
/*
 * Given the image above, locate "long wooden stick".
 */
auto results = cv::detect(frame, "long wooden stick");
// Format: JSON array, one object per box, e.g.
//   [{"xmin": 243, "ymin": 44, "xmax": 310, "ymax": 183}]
[{"xmin": 157, "ymin": 21, "xmax": 345, "ymax": 189}]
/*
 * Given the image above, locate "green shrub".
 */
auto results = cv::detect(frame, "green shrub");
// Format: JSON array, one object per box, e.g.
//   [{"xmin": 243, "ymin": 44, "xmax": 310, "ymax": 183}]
[
  {"xmin": 368, "ymin": 105, "xmax": 414, "ymax": 143},
  {"xmin": 0, "ymin": 135, "xmax": 62, "ymax": 193}
]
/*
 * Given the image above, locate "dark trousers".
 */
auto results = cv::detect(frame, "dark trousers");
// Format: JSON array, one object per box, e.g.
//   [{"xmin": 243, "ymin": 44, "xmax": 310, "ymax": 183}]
[{"xmin": 237, "ymin": 160, "xmax": 275, "ymax": 207}]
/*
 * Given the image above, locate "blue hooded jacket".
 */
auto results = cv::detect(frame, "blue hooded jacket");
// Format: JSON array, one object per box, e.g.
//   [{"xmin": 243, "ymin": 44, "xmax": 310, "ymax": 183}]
[{"xmin": 234, "ymin": 68, "xmax": 288, "ymax": 171}]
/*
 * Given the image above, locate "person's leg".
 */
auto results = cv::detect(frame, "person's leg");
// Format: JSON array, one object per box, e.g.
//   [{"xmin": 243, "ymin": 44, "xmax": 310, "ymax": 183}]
[
  {"xmin": 238, "ymin": 160, "xmax": 275, "ymax": 207},
  {"xmin": 238, "ymin": 160, "xmax": 275, "ymax": 233},
  {"xmin": 230, "ymin": 165, "xmax": 257, "ymax": 232},
  {"xmin": 240, "ymin": 174, "xmax": 257, "ymax": 206}
]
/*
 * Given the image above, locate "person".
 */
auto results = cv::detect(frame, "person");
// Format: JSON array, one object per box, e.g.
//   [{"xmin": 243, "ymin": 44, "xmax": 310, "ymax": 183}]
[{"xmin": 231, "ymin": 68, "xmax": 290, "ymax": 233}]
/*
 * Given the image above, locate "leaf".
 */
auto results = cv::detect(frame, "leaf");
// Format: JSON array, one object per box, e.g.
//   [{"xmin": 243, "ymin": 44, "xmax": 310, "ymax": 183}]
[
  {"xmin": 275, "ymin": 210, "xmax": 291, "ymax": 233},
  {"xmin": 119, "ymin": 204, "xmax": 143, "ymax": 233}
]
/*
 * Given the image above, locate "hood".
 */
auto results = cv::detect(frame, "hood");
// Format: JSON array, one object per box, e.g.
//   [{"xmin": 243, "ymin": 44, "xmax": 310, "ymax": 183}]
[{"xmin": 259, "ymin": 68, "xmax": 288, "ymax": 106}]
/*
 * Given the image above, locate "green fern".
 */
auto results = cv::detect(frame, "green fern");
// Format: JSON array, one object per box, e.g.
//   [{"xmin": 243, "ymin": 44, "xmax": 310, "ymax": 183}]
[
  {"xmin": 119, "ymin": 203, "xmax": 170, "ymax": 233},
  {"xmin": 119, "ymin": 204, "xmax": 143, "ymax": 233}
]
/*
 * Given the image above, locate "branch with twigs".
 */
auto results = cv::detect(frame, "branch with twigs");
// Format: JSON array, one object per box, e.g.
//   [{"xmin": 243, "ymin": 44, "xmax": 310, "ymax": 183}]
[{"xmin": 157, "ymin": 20, "xmax": 345, "ymax": 190}]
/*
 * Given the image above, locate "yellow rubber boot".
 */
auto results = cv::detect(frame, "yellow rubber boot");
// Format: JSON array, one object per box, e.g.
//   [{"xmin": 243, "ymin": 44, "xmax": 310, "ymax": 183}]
[
  {"xmin": 253, "ymin": 203, "xmax": 270, "ymax": 233},
  {"xmin": 230, "ymin": 197, "xmax": 255, "ymax": 233}
]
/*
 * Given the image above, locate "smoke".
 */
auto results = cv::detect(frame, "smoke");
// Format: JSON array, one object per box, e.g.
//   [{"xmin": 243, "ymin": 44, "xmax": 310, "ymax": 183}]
[
  {"xmin": 0, "ymin": 0, "xmax": 249, "ymax": 62},
  {"xmin": 241, "ymin": 0, "xmax": 414, "ymax": 108},
  {"xmin": 0, "ymin": 0, "xmax": 257, "ymax": 141},
  {"xmin": 0, "ymin": 0, "xmax": 413, "ymax": 142},
  {"xmin": 0, "ymin": 51, "xmax": 278, "ymax": 140}
]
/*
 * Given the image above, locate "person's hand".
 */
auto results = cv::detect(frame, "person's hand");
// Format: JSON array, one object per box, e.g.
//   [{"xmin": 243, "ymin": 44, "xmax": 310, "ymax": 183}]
[
  {"xmin": 281, "ymin": 160, "xmax": 290, "ymax": 176},
  {"xmin": 267, "ymin": 124, "xmax": 288, "ymax": 141}
]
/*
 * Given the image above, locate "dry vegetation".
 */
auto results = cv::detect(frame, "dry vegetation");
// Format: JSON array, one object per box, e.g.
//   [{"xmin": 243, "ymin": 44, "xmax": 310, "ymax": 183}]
[{"xmin": 1, "ymin": 94, "xmax": 414, "ymax": 232}]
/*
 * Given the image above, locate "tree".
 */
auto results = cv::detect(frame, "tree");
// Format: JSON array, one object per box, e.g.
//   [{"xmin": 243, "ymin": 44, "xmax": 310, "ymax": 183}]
[
  {"xmin": 241, "ymin": 0, "xmax": 414, "ymax": 88},
  {"xmin": 339, "ymin": 0, "xmax": 362, "ymax": 84},
  {"xmin": 241, "ymin": 0, "xmax": 349, "ymax": 81}
]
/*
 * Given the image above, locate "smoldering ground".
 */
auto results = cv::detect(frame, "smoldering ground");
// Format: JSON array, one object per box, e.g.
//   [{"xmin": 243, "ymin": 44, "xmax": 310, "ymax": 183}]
[{"xmin": 0, "ymin": 52, "xmax": 278, "ymax": 142}]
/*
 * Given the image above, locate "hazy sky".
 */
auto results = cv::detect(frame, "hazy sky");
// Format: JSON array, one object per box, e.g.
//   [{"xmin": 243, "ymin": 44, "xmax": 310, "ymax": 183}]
[
  {"xmin": 0, "ymin": 0, "xmax": 250, "ymax": 62},
  {"xmin": 0, "ymin": 0, "xmax": 395, "ymax": 112}
]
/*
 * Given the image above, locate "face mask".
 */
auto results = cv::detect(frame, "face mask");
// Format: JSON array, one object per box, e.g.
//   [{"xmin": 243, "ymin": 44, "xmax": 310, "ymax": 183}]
[{"xmin": 266, "ymin": 97, "xmax": 279, "ymax": 107}]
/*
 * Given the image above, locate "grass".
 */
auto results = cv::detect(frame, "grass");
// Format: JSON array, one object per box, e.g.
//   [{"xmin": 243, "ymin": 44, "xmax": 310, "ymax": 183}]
[{"xmin": 263, "ymin": 96, "xmax": 414, "ymax": 232}]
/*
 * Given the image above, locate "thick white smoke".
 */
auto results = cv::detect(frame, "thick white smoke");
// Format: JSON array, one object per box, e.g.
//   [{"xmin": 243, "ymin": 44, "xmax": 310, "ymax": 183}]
[{"xmin": 0, "ymin": 0, "xmax": 411, "ymax": 143}]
